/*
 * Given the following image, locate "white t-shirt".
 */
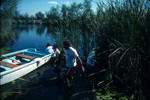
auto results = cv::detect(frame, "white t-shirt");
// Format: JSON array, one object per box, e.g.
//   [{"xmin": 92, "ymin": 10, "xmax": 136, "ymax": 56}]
[
  {"xmin": 46, "ymin": 46, "xmax": 54, "ymax": 54},
  {"xmin": 53, "ymin": 48, "xmax": 60, "ymax": 57},
  {"xmin": 63, "ymin": 47, "xmax": 79, "ymax": 67}
]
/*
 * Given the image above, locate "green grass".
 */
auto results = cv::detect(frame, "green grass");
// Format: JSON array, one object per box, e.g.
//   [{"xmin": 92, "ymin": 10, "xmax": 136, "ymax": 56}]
[{"xmin": 0, "ymin": 48, "xmax": 10, "ymax": 55}]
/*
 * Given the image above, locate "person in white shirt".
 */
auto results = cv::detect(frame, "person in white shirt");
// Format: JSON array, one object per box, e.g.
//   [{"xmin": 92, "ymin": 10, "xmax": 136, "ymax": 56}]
[
  {"xmin": 59, "ymin": 40, "xmax": 85, "ymax": 86},
  {"xmin": 50, "ymin": 44, "xmax": 60, "ymax": 66},
  {"xmin": 46, "ymin": 43, "xmax": 54, "ymax": 54},
  {"xmin": 53, "ymin": 44, "xmax": 60, "ymax": 57}
]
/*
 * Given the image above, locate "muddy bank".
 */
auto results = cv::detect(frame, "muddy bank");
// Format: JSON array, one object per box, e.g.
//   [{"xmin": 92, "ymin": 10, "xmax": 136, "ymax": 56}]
[{"xmin": 2, "ymin": 64, "xmax": 94, "ymax": 100}]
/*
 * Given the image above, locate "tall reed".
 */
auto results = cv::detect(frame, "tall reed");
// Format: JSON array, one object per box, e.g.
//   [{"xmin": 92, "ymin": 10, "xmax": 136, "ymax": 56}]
[
  {"xmin": 93, "ymin": 0, "xmax": 150, "ymax": 99},
  {"xmin": 45, "ymin": 1, "xmax": 149, "ymax": 98}
]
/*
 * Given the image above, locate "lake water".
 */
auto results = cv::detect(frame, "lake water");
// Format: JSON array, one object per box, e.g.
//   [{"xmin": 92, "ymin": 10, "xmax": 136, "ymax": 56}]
[
  {"xmin": 9, "ymin": 25, "xmax": 56, "ymax": 51},
  {"xmin": 8, "ymin": 25, "xmax": 97, "ymax": 59},
  {"xmin": 1, "ymin": 25, "xmax": 97, "ymax": 100}
]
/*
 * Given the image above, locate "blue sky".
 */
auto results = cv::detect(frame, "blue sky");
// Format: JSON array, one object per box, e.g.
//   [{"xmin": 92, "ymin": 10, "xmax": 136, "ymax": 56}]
[
  {"xmin": 17, "ymin": 0, "xmax": 150, "ymax": 16},
  {"xmin": 18, "ymin": 0, "xmax": 98, "ymax": 16}
]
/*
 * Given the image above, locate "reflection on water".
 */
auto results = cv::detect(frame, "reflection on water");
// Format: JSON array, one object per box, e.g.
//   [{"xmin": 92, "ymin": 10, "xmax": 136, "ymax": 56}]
[
  {"xmin": 36, "ymin": 25, "xmax": 46, "ymax": 36},
  {"xmin": 9, "ymin": 25, "xmax": 55, "ymax": 52},
  {"xmin": 9, "ymin": 25, "xmax": 96, "ymax": 58},
  {"xmin": 1, "ymin": 25, "xmax": 97, "ymax": 100}
]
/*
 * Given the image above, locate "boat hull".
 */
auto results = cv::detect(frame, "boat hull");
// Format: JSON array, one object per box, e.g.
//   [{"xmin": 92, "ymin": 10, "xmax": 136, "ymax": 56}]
[{"xmin": 0, "ymin": 48, "xmax": 51, "ymax": 85}]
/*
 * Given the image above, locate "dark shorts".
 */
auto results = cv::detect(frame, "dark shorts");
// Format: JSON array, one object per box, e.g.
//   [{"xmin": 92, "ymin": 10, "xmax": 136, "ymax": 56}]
[{"xmin": 66, "ymin": 65, "xmax": 77, "ymax": 78}]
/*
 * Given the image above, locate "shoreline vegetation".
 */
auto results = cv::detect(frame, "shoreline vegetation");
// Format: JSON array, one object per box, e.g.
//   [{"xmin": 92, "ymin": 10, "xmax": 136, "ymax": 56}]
[{"xmin": 1, "ymin": 0, "xmax": 150, "ymax": 100}]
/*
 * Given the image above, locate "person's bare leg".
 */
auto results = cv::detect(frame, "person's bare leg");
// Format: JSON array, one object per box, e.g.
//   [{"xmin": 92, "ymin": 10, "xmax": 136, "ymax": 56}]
[
  {"xmin": 71, "ymin": 76, "xmax": 73, "ymax": 80},
  {"xmin": 66, "ymin": 77, "xmax": 69, "ymax": 86}
]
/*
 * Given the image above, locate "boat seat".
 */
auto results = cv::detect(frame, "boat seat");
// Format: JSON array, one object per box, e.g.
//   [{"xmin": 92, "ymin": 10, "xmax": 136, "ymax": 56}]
[
  {"xmin": 1, "ymin": 52, "xmax": 23, "ymax": 60},
  {"xmin": 17, "ymin": 54, "xmax": 34, "ymax": 60},
  {"xmin": 0, "ymin": 61, "xmax": 18, "ymax": 68}
]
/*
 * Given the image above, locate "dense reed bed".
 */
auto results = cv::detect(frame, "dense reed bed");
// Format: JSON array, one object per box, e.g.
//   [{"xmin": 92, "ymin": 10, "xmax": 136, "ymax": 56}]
[
  {"xmin": 89, "ymin": 0, "xmax": 150, "ymax": 99},
  {"xmin": 55, "ymin": 0, "xmax": 150, "ymax": 99}
]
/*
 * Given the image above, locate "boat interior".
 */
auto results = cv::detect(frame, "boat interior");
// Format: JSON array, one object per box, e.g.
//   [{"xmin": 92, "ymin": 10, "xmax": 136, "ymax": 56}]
[{"xmin": 0, "ymin": 50, "xmax": 48, "ymax": 72}]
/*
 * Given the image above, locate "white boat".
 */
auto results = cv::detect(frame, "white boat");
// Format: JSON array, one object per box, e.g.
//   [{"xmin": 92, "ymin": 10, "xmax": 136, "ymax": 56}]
[{"xmin": 0, "ymin": 48, "xmax": 52, "ymax": 85}]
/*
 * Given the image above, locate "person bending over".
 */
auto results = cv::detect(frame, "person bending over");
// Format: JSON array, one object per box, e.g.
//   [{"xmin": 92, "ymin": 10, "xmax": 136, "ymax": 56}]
[{"xmin": 60, "ymin": 40, "xmax": 85, "ymax": 86}]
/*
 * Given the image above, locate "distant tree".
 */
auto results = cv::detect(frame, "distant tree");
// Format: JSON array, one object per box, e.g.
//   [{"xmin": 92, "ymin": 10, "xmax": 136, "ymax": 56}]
[
  {"xmin": 46, "ymin": 6, "xmax": 60, "ymax": 20},
  {"xmin": 19, "ymin": 14, "xmax": 26, "ymax": 20},
  {"xmin": 35, "ymin": 11, "xmax": 45, "ymax": 20},
  {"xmin": 46, "ymin": 6, "xmax": 60, "ymax": 27},
  {"xmin": 14, "ymin": 10, "xmax": 20, "ymax": 20},
  {"xmin": 29, "ymin": 15, "xmax": 35, "ymax": 20},
  {"xmin": 24, "ymin": 13, "xmax": 29, "ymax": 19}
]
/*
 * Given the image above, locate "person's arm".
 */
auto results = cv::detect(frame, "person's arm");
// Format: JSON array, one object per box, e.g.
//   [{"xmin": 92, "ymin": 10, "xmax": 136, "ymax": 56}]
[
  {"xmin": 91, "ymin": 59, "xmax": 98, "ymax": 64},
  {"xmin": 77, "ymin": 56, "xmax": 85, "ymax": 72},
  {"xmin": 57, "ymin": 48, "xmax": 60, "ymax": 54}
]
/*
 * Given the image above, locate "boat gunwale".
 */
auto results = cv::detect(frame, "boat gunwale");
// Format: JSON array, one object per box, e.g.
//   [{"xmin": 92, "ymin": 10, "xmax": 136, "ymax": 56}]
[
  {"xmin": 0, "ymin": 61, "xmax": 35, "ymax": 76},
  {"xmin": 0, "ymin": 54, "xmax": 51, "ymax": 76},
  {"xmin": 0, "ymin": 48, "xmax": 51, "ymax": 76},
  {"xmin": 25, "ymin": 51, "xmax": 48, "ymax": 56}
]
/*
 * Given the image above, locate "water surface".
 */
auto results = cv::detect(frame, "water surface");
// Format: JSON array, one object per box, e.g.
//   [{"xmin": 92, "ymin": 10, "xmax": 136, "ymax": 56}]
[
  {"xmin": 9, "ymin": 25, "xmax": 56, "ymax": 52},
  {"xmin": 1, "ymin": 25, "xmax": 97, "ymax": 100}
]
